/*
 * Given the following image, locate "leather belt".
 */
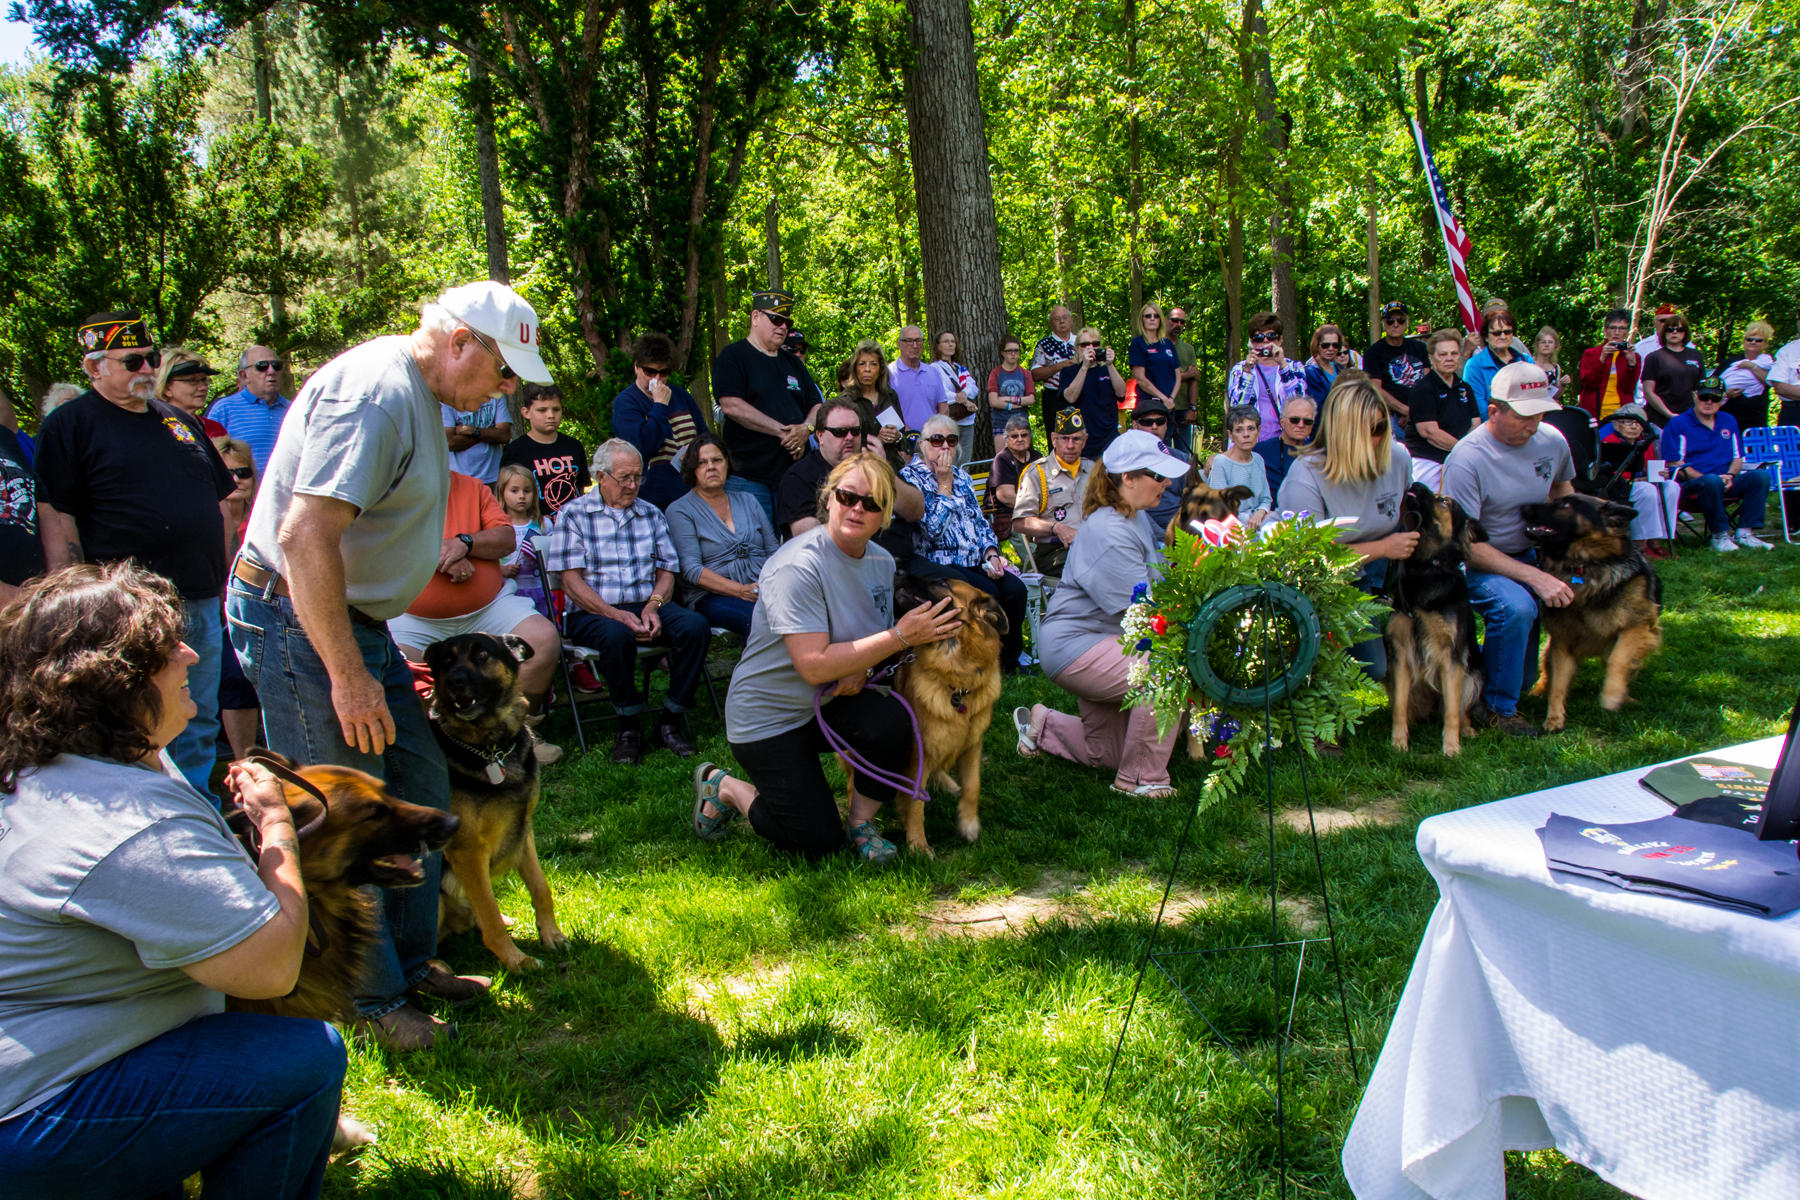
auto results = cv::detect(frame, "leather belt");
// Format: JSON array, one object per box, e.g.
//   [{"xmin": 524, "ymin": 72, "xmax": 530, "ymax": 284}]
[{"xmin": 233, "ymin": 559, "xmax": 386, "ymax": 629}]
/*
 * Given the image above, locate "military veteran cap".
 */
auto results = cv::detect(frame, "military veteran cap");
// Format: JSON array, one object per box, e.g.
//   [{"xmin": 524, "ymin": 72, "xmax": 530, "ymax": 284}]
[
  {"xmin": 1695, "ymin": 374, "xmax": 1727, "ymax": 400},
  {"xmin": 1052, "ymin": 407, "xmax": 1085, "ymax": 435},
  {"xmin": 78, "ymin": 310, "xmax": 153, "ymax": 354},
  {"xmin": 751, "ymin": 289, "xmax": 795, "ymax": 318}
]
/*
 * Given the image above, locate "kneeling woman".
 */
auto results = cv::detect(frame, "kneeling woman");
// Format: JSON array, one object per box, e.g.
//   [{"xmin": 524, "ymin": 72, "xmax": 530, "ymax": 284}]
[
  {"xmin": 1015, "ymin": 430, "xmax": 1190, "ymax": 798},
  {"xmin": 0, "ymin": 564, "xmax": 342, "ymax": 1200},
  {"xmin": 692, "ymin": 453, "xmax": 963, "ymax": 864}
]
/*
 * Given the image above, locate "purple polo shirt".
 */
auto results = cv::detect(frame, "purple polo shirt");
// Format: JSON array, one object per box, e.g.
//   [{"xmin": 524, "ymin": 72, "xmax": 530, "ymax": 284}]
[{"xmin": 891, "ymin": 358, "xmax": 951, "ymax": 431}]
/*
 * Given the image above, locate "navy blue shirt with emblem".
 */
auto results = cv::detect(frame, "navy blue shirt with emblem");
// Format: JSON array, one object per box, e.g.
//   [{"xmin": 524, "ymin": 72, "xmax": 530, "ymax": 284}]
[
  {"xmin": 0, "ymin": 425, "xmax": 44, "ymax": 587},
  {"xmin": 712, "ymin": 339, "xmax": 824, "ymax": 487},
  {"xmin": 34, "ymin": 391, "xmax": 235, "ymax": 599}
]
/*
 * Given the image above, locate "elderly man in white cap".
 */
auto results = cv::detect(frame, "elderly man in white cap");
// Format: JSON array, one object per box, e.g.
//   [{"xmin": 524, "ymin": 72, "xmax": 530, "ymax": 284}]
[
  {"xmin": 226, "ymin": 281, "xmax": 550, "ymax": 1051},
  {"xmin": 1441, "ymin": 361, "xmax": 1576, "ymax": 739}
]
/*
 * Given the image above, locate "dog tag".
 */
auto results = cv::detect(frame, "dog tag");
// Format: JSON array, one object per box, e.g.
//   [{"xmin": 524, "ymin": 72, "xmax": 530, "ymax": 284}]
[{"xmin": 486, "ymin": 761, "xmax": 506, "ymax": 785}]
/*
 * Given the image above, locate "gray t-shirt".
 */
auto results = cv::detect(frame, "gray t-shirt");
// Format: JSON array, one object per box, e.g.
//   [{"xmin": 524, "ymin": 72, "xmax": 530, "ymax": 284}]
[
  {"xmin": 1207, "ymin": 451, "xmax": 1273, "ymax": 518},
  {"xmin": 1442, "ymin": 423, "xmax": 1574, "ymax": 554},
  {"xmin": 1275, "ymin": 444, "xmax": 1414, "ymax": 545},
  {"xmin": 726, "ymin": 526, "xmax": 895, "ymax": 744},
  {"xmin": 242, "ymin": 336, "xmax": 450, "ymax": 620},
  {"xmin": 1038, "ymin": 506, "xmax": 1165, "ymax": 681},
  {"xmin": 0, "ymin": 753, "xmax": 278, "ymax": 1121}
]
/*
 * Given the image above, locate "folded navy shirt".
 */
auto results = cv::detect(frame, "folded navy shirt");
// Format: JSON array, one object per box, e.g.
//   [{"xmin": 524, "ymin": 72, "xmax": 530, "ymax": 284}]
[{"xmin": 1538, "ymin": 813, "xmax": 1800, "ymax": 919}]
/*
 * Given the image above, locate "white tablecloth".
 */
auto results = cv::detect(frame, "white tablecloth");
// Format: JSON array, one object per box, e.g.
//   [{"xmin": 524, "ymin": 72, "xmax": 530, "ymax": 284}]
[{"xmin": 1342, "ymin": 737, "xmax": 1800, "ymax": 1200}]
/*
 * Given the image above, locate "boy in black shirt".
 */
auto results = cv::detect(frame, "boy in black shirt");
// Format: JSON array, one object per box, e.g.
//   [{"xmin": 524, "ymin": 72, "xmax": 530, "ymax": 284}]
[{"xmin": 500, "ymin": 382, "xmax": 591, "ymax": 517}]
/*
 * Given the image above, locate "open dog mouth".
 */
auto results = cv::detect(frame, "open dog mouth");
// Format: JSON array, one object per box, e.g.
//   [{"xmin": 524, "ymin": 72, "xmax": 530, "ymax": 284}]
[
  {"xmin": 446, "ymin": 692, "xmax": 485, "ymax": 719},
  {"xmin": 1524, "ymin": 523, "xmax": 1558, "ymax": 540},
  {"xmin": 371, "ymin": 842, "xmax": 429, "ymax": 887}
]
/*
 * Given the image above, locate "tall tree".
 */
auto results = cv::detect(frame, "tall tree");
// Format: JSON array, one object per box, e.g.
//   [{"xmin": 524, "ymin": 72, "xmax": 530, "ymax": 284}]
[{"xmin": 466, "ymin": 56, "xmax": 508, "ymax": 285}]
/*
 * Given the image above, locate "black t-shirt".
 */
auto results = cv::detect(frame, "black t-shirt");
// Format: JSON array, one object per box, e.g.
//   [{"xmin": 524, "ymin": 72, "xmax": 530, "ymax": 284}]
[
  {"xmin": 1643, "ymin": 347, "xmax": 1708, "ymax": 416},
  {"xmin": 1365, "ymin": 338, "xmax": 1431, "ymax": 399},
  {"xmin": 0, "ymin": 426, "xmax": 45, "ymax": 587},
  {"xmin": 1053, "ymin": 362, "xmax": 1122, "ymax": 458},
  {"xmin": 34, "ymin": 392, "xmax": 233, "ymax": 598},
  {"xmin": 775, "ymin": 450, "xmax": 832, "ymax": 536},
  {"xmin": 1404, "ymin": 372, "xmax": 1483, "ymax": 463},
  {"xmin": 712, "ymin": 339, "xmax": 823, "ymax": 486},
  {"xmin": 500, "ymin": 432, "xmax": 591, "ymax": 515}
]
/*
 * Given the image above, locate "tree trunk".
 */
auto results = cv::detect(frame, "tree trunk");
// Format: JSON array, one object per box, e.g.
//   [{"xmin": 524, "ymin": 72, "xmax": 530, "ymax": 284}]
[
  {"xmin": 468, "ymin": 56, "xmax": 509, "ymax": 286},
  {"xmin": 1126, "ymin": 0, "xmax": 1143, "ymax": 320},
  {"xmin": 1223, "ymin": 132, "xmax": 1245, "ymax": 368},
  {"xmin": 903, "ymin": 0, "xmax": 1010, "ymax": 462},
  {"xmin": 1242, "ymin": 0, "xmax": 1296, "ymax": 355},
  {"xmin": 1366, "ymin": 171, "xmax": 1380, "ymax": 344},
  {"xmin": 764, "ymin": 199, "xmax": 782, "ymax": 290},
  {"xmin": 674, "ymin": 41, "xmax": 725, "ymax": 373},
  {"xmin": 250, "ymin": 14, "xmax": 286, "ymax": 334}
]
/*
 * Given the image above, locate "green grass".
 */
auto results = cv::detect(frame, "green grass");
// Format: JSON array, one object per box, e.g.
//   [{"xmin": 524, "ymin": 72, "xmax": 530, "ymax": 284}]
[{"xmin": 322, "ymin": 546, "xmax": 1800, "ymax": 1199}]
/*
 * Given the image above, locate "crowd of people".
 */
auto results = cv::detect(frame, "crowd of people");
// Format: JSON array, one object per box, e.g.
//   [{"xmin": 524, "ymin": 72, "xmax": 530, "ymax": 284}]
[{"xmin": 1, "ymin": 278, "xmax": 1797, "ymax": 1197}]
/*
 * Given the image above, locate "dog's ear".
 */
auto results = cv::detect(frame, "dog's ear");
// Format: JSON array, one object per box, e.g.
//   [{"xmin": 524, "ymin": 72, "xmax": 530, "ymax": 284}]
[
  {"xmin": 1221, "ymin": 485, "xmax": 1254, "ymax": 511},
  {"xmin": 1466, "ymin": 516, "xmax": 1489, "ymax": 544},
  {"xmin": 1601, "ymin": 500, "xmax": 1638, "ymax": 528},
  {"xmin": 982, "ymin": 594, "xmax": 1009, "ymax": 636},
  {"xmin": 499, "ymin": 634, "xmax": 534, "ymax": 664}
]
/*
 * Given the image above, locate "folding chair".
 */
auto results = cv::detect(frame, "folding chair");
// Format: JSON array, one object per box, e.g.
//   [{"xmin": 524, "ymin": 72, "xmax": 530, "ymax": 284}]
[{"xmin": 1741, "ymin": 426, "xmax": 1800, "ymax": 544}]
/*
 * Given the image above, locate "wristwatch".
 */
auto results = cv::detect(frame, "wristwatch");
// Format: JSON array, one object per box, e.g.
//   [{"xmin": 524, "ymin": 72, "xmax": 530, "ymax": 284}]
[{"xmin": 457, "ymin": 533, "xmax": 474, "ymax": 550}]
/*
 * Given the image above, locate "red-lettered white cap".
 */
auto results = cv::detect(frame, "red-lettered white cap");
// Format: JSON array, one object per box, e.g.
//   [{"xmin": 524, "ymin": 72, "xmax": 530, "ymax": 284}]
[
  {"xmin": 1489, "ymin": 361, "xmax": 1560, "ymax": 415},
  {"xmin": 438, "ymin": 281, "xmax": 553, "ymax": 384}
]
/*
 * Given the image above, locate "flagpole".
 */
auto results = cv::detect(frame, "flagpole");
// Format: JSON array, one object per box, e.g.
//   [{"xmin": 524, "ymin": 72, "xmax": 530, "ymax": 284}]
[{"xmin": 1411, "ymin": 118, "xmax": 1481, "ymax": 336}]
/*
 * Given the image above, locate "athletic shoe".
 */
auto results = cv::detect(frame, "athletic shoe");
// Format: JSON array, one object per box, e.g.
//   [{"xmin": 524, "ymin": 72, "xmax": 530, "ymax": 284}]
[
  {"xmin": 1710, "ymin": 533, "xmax": 1740, "ymax": 553},
  {"xmin": 1735, "ymin": 530, "xmax": 1774, "ymax": 550},
  {"xmin": 1483, "ymin": 710, "xmax": 1541, "ymax": 738},
  {"xmin": 532, "ymin": 740, "xmax": 563, "ymax": 765},
  {"xmin": 569, "ymin": 661, "xmax": 605, "ymax": 692}
]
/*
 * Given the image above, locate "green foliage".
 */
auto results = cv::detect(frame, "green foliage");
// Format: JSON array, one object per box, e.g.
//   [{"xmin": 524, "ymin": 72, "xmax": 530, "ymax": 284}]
[{"xmin": 1121, "ymin": 516, "xmax": 1387, "ymax": 808}]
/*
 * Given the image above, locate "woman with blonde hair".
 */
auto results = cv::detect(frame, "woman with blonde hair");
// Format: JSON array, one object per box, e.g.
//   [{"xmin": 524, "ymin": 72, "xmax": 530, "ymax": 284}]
[
  {"xmin": 156, "ymin": 347, "xmax": 225, "ymax": 437},
  {"xmin": 1533, "ymin": 326, "xmax": 1565, "ymax": 399},
  {"xmin": 1128, "ymin": 301, "xmax": 1180, "ymax": 411},
  {"xmin": 1722, "ymin": 319, "xmax": 1776, "ymax": 431},
  {"xmin": 1275, "ymin": 378, "xmax": 1420, "ymax": 679},
  {"xmin": 693, "ymin": 451, "xmax": 963, "ymax": 864}
]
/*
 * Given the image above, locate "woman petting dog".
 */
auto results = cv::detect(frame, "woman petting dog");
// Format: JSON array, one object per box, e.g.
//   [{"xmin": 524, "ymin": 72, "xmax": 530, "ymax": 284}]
[
  {"xmin": 0, "ymin": 564, "xmax": 345, "ymax": 1200},
  {"xmin": 692, "ymin": 452, "xmax": 964, "ymax": 865},
  {"xmin": 1276, "ymin": 378, "xmax": 1420, "ymax": 681},
  {"xmin": 1015, "ymin": 430, "xmax": 1190, "ymax": 798}
]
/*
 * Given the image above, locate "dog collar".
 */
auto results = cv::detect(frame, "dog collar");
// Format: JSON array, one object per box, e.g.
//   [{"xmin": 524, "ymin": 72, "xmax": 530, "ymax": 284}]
[{"xmin": 438, "ymin": 726, "xmax": 523, "ymax": 785}]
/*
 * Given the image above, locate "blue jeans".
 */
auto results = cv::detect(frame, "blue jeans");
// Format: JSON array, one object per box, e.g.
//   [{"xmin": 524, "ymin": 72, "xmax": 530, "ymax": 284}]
[
  {"xmin": 0, "ymin": 1013, "xmax": 344, "ymax": 1200},
  {"xmin": 1682, "ymin": 469, "xmax": 1771, "ymax": 534},
  {"xmin": 564, "ymin": 599, "xmax": 711, "ymax": 716},
  {"xmin": 692, "ymin": 592, "xmax": 756, "ymax": 639},
  {"xmin": 166, "ymin": 598, "xmax": 224, "ymax": 795},
  {"xmin": 1466, "ymin": 555, "xmax": 1540, "ymax": 717},
  {"xmin": 724, "ymin": 476, "xmax": 776, "ymax": 528},
  {"xmin": 226, "ymin": 581, "xmax": 449, "ymax": 1018}
]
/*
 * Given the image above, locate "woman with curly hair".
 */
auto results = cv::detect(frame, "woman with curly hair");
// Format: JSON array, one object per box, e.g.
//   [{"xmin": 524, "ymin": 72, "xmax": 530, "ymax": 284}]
[{"xmin": 0, "ymin": 564, "xmax": 344, "ymax": 1200}]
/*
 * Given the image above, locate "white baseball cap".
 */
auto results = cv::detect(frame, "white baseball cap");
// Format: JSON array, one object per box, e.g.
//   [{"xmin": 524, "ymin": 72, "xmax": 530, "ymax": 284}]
[
  {"xmin": 437, "ymin": 281, "xmax": 554, "ymax": 384},
  {"xmin": 1102, "ymin": 429, "xmax": 1189, "ymax": 479},
  {"xmin": 1489, "ymin": 361, "xmax": 1560, "ymax": 415}
]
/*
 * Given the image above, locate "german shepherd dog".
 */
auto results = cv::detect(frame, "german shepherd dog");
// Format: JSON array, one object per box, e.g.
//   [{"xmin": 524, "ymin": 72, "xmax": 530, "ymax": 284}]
[
  {"xmin": 225, "ymin": 755, "xmax": 460, "ymax": 1022},
  {"xmin": 883, "ymin": 580, "xmax": 1008, "ymax": 856},
  {"xmin": 1521, "ymin": 493, "xmax": 1664, "ymax": 732},
  {"xmin": 1166, "ymin": 480, "xmax": 1255, "ymax": 544},
  {"xmin": 424, "ymin": 633, "xmax": 567, "ymax": 972},
  {"xmin": 1384, "ymin": 483, "xmax": 1487, "ymax": 756}
]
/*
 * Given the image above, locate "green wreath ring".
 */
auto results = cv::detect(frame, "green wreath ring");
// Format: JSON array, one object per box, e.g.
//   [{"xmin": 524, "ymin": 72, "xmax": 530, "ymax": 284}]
[{"xmin": 1184, "ymin": 583, "xmax": 1323, "ymax": 707}]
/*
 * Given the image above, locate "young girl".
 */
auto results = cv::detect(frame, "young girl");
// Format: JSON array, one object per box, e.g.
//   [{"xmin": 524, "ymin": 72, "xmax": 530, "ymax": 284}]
[
  {"xmin": 493, "ymin": 463, "xmax": 546, "ymax": 595},
  {"xmin": 1207, "ymin": 404, "xmax": 1273, "ymax": 527}
]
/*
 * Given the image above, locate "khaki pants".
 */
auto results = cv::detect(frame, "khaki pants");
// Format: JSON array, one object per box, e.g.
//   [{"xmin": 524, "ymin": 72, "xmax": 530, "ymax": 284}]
[{"xmin": 1036, "ymin": 637, "xmax": 1179, "ymax": 790}]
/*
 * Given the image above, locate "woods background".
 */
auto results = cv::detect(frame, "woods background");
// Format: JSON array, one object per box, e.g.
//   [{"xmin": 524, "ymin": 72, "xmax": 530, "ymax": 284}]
[{"xmin": 2, "ymin": 0, "xmax": 1797, "ymax": 442}]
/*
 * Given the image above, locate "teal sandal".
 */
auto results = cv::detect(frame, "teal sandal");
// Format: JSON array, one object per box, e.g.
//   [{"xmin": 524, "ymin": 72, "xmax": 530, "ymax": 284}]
[
  {"xmin": 692, "ymin": 762, "xmax": 736, "ymax": 841},
  {"xmin": 847, "ymin": 820, "xmax": 898, "ymax": 866}
]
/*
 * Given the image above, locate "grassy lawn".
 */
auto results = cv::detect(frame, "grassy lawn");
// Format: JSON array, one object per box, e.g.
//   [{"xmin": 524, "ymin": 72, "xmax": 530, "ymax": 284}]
[{"xmin": 322, "ymin": 542, "xmax": 1800, "ymax": 1200}]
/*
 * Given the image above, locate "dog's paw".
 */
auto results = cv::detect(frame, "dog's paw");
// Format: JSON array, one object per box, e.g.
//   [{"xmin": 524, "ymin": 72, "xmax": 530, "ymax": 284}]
[
  {"xmin": 1528, "ymin": 678, "xmax": 1549, "ymax": 697},
  {"xmin": 1542, "ymin": 716, "xmax": 1567, "ymax": 733},
  {"xmin": 958, "ymin": 816, "xmax": 981, "ymax": 843},
  {"xmin": 906, "ymin": 839, "xmax": 936, "ymax": 859},
  {"xmin": 933, "ymin": 771, "xmax": 962, "ymax": 797},
  {"xmin": 1441, "ymin": 739, "xmax": 1461, "ymax": 758},
  {"xmin": 1599, "ymin": 691, "xmax": 1628, "ymax": 712},
  {"xmin": 1391, "ymin": 733, "xmax": 1410, "ymax": 753},
  {"xmin": 495, "ymin": 948, "xmax": 543, "ymax": 972},
  {"xmin": 538, "ymin": 925, "xmax": 569, "ymax": 951}
]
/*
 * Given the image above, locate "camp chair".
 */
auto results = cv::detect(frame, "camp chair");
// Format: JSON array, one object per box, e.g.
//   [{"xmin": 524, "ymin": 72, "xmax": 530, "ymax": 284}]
[{"xmin": 1741, "ymin": 426, "xmax": 1800, "ymax": 544}]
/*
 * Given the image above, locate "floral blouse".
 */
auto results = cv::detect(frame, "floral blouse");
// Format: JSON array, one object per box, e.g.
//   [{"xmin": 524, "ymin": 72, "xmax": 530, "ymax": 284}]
[
  {"xmin": 900, "ymin": 458, "xmax": 996, "ymax": 569},
  {"xmin": 1227, "ymin": 360, "xmax": 1308, "ymax": 432}
]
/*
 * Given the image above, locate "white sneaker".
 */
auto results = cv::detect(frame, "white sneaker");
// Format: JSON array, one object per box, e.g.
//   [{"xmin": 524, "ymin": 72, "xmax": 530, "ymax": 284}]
[
  {"xmin": 1013, "ymin": 706, "xmax": 1039, "ymax": 757},
  {"xmin": 1710, "ymin": 533, "xmax": 1740, "ymax": 553},
  {"xmin": 1735, "ymin": 530, "xmax": 1774, "ymax": 550}
]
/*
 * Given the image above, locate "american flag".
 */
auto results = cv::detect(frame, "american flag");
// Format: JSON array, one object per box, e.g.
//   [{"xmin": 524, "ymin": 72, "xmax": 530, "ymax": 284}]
[{"xmin": 1411, "ymin": 118, "xmax": 1480, "ymax": 336}]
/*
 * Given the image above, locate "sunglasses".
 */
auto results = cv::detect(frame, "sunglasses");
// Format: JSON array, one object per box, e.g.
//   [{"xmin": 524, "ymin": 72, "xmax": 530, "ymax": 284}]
[
  {"xmin": 1696, "ymin": 394, "xmax": 1724, "ymax": 403},
  {"xmin": 640, "ymin": 366, "xmax": 672, "ymax": 379},
  {"xmin": 1489, "ymin": 327, "xmax": 1515, "ymax": 337},
  {"xmin": 1319, "ymin": 341, "xmax": 1342, "ymax": 350},
  {"xmin": 1250, "ymin": 331, "xmax": 1280, "ymax": 344},
  {"xmin": 820, "ymin": 424, "xmax": 863, "ymax": 439},
  {"xmin": 1136, "ymin": 416, "xmax": 1168, "ymax": 427},
  {"xmin": 466, "ymin": 329, "xmax": 516, "ymax": 380},
  {"xmin": 1077, "ymin": 341, "xmax": 1101, "ymax": 349},
  {"xmin": 110, "ymin": 350, "xmax": 162, "ymax": 372},
  {"xmin": 1286, "ymin": 416, "xmax": 1315, "ymax": 427},
  {"xmin": 1665, "ymin": 326, "xmax": 1688, "ymax": 334},
  {"xmin": 1745, "ymin": 336, "xmax": 1767, "ymax": 343},
  {"xmin": 228, "ymin": 466, "xmax": 255, "ymax": 480},
  {"xmin": 924, "ymin": 433, "xmax": 960, "ymax": 447},
  {"xmin": 832, "ymin": 487, "xmax": 883, "ymax": 513},
  {"xmin": 763, "ymin": 312, "xmax": 793, "ymax": 330},
  {"xmin": 1168, "ymin": 317, "xmax": 1187, "ymax": 327},
  {"xmin": 1383, "ymin": 316, "xmax": 1408, "ymax": 325},
  {"xmin": 250, "ymin": 359, "xmax": 284, "ymax": 373},
  {"xmin": 1370, "ymin": 420, "xmax": 1390, "ymax": 437}
]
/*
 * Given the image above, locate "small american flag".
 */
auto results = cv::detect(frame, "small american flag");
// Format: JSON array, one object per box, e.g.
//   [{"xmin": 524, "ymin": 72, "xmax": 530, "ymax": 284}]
[{"xmin": 1411, "ymin": 119, "xmax": 1480, "ymax": 336}]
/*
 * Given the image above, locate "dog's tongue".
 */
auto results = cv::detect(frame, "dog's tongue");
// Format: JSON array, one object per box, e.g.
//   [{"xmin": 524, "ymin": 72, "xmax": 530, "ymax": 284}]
[{"xmin": 374, "ymin": 851, "xmax": 425, "ymax": 883}]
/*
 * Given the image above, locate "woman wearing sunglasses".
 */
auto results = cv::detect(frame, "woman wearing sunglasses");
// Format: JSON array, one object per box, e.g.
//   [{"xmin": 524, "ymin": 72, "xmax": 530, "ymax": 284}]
[
  {"xmin": 1721, "ymin": 320, "xmax": 1775, "ymax": 432},
  {"xmin": 154, "ymin": 348, "xmax": 226, "ymax": 438},
  {"xmin": 1641, "ymin": 310, "xmax": 1709, "ymax": 425},
  {"xmin": 899, "ymin": 415, "xmax": 1029, "ymax": 670},
  {"xmin": 693, "ymin": 452, "xmax": 963, "ymax": 865},
  {"xmin": 1460, "ymin": 308, "xmax": 1534, "ymax": 417},
  {"xmin": 1303, "ymin": 324, "xmax": 1358, "ymax": 406},
  {"xmin": 1226, "ymin": 311, "xmax": 1307, "ymax": 432},
  {"xmin": 1276, "ymin": 379, "xmax": 1419, "ymax": 682}
]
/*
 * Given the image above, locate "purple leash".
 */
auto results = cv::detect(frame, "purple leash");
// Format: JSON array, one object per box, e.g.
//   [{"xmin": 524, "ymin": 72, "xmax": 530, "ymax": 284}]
[{"xmin": 813, "ymin": 664, "xmax": 930, "ymax": 803}]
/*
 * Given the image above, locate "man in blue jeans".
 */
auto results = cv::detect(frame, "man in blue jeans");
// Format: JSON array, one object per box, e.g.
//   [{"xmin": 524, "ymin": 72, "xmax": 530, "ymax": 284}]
[
  {"xmin": 1442, "ymin": 362, "xmax": 1577, "ymax": 738},
  {"xmin": 227, "ymin": 281, "xmax": 549, "ymax": 1051},
  {"xmin": 1661, "ymin": 374, "xmax": 1774, "ymax": 553}
]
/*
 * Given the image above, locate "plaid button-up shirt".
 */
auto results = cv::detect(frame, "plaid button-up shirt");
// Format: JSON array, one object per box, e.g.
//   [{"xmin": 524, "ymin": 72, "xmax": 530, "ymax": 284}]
[{"xmin": 540, "ymin": 491, "xmax": 679, "ymax": 605}]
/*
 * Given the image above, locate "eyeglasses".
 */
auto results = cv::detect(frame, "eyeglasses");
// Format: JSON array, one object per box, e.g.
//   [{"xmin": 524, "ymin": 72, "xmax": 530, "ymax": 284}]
[
  {"xmin": 640, "ymin": 366, "xmax": 672, "ymax": 379},
  {"xmin": 1319, "ymin": 341, "xmax": 1342, "ymax": 350},
  {"xmin": 250, "ymin": 359, "xmax": 284, "ymax": 373},
  {"xmin": 228, "ymin": 466, "xmax": 255, "ymax": 480},
  {"xmin": 1370, "ymin": 420, "xmax": 1391, "ymax": 437},
  {"xmin": 924, "ymin": 433, "xmax": 960, "ymax": 447},
  {"xmin": 1136, "ymin": 416, "xmax": 1168, "ymax": 427},
  {"xmin": 832, "ymin": 487, "xmax": 883, "ymax": 513},
  {"xmin": 1286, "ymin": 416, "xmax": 1315, "ymax": 427},
  {"xmin": 109, "ymin": 350, "xmax": 162, "ymax": 373},
  {"xmin": 762, "ymin": 312, "xmax": 793, "ymax": 331},
  {"xmin": 1250, "ymin": 331, "xmax": 1280, "ymax": 344},
  {"xmin": 820, "ymin": 424, "xmax": 862, "ymax": 439},
  {"xmin": 1382, "ymin": 316, "xmax": 1408, "ymax": 325},
  {"xmin": 465, "ymin": 329, "xmax": 515, "ymax": 380},
  {"xmin": 604, "ymin": 470, "xmax": 643, "ymax": 486},
  {"xmin": 898, "ymin": 335, "xmax": 923, "ymax": 344}
]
